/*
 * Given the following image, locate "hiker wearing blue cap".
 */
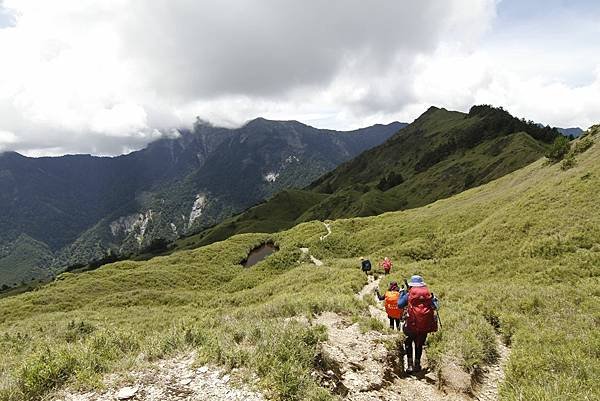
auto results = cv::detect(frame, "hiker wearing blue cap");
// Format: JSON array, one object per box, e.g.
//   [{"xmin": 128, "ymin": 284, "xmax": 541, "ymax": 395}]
[{"xmin": 397, "ymin": 275, "xmax": 439, "ymax": 373}]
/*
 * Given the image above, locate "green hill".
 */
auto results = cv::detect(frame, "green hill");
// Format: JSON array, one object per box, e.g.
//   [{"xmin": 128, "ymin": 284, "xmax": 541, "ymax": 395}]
[
  {"xmin": 167, "ymin": 105, "xmax": 559, "ymax": 252},
  {"xmin": 0, "ymin": 234, "xmax": 54, "ymax": 289},
  {"xmin": 0, "ymin": 126, "xmax": 597, "ymax": 400}
]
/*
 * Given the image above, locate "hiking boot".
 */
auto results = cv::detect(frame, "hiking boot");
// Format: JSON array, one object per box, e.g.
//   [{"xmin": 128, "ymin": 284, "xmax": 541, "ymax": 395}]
[
  {"xmin": 413, "ymin": 361, "xmax": 422, "ymax": 373},
  {"xmin": 406, "ymin": 357, "xmax": 413, "ymax": 374}
]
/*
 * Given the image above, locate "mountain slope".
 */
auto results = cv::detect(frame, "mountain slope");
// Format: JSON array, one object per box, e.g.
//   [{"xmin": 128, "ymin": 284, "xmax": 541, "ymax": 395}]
[
  {"xmin": 558, "ymin": 127, "xmax": 583, "ymax": 138},
  {"xmin": 0, "ymin": 120, "xmax": 403, "ymax": 286},
  {"xmin": 174, "ymin": 105, "xmax": 560, "ymax": 250},
  {"xmin": 0, "ymin": 125, "xmax": 597, "ymax": 401}
]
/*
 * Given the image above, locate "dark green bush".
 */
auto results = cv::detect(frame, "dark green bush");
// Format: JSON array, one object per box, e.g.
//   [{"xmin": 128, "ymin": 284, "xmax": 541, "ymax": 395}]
[{"xmin": 545, "ymin": 136, "xmax": 571, "ymax": 162}]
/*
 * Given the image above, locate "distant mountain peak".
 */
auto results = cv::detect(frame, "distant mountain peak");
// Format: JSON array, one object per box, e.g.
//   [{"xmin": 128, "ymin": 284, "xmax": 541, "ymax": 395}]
[{"xmin": 194, "ymin": 117, "xmax": 214, "ymax": 128}]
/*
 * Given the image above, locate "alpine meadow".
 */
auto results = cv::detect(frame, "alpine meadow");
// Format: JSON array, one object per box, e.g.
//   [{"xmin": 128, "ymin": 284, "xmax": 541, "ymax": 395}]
[{"xmin": 0, "ymin": 126, "xmax": 598, "ymax": 401}]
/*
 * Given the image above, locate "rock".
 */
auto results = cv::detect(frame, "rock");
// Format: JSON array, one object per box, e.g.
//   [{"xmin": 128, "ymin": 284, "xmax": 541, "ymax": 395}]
[
  {"xmin": 116, "ymin": 386, "xmax": 138, "ymax": 400},
  {"xmin": 198, "ymin": 366, "xmax": 209, "ymax": 373},
  {"xmin": 180, "ymin": 378, "xmax": 192, "ymax": 385},
  {"xmin": 424, "ymin": 371, "xmax": 437, "ymax": 381},
  {"xmin": 441, "ymin": 361, "xmax": 472, "ymax": 393},
  {"xmin": 222, "ymin": 374, "xmax": 230, "ymax": 384}
]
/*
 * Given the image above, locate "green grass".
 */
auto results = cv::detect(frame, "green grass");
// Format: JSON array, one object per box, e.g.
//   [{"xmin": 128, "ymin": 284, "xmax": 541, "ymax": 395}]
[
  {"xmin": 0, "ymin": 235, "xmax": 54, "ymax": 289},
  {"xmin": 0, "ymin": 128, "xmax": 599, "ymax": 400}
]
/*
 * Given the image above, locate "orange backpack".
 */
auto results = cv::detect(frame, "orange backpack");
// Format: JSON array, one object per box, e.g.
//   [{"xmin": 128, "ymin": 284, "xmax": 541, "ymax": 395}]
[{"xmin": 384, "ymin": 291, "xmax": 403, "ymax": 319}]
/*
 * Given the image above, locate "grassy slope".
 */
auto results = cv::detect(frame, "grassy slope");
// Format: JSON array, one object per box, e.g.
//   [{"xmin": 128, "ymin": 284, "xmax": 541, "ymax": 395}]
[
  {"xmin": 0, "ymin": 131, "xmax": 598, "ymax": 400},
  {"xmin": 0, "ymin": 235, "xmax": 54, "ymax": 288}
]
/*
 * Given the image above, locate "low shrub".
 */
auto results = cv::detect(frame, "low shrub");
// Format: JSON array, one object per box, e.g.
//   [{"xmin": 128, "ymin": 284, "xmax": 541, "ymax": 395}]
[
  {"xmin": 17, "ymin": 347, "xmax": 80, "ymax": 400},
  {"xmin": 560, "ymin": 154, "xmax": 576, "ymax": 170},
  {"xmin": 545, "ymin": 136, "xmax": 571, "ymax": 162},
  {"xmin": 572, "ymin": 136, "xmax": 594, "ymax": 155}
]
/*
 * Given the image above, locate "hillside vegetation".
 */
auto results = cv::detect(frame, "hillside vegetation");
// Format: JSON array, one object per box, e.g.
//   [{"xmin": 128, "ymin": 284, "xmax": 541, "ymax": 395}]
[
  {"xmin": 176, "ymin": 105, "xmax": 559, "ymax": 251},
  {"xmin": 0, "ymin": 126, "xmax": 598, "ymax": 401}
]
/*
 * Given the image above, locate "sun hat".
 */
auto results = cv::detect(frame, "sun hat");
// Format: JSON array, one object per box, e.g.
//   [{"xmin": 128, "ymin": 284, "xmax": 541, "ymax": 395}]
[{"xmin": 407, "ymin": 275, "xmax": 426, "ymax": 287}]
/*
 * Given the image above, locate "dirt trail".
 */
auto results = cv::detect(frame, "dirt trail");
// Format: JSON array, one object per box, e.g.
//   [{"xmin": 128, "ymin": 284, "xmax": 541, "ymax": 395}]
[
  {"xmin": 300, "ymin": 247, "xmax": 324, "ymax": 266},
  {"xmin": 320, "ymin": 222, "xmax": 332, "ymax": 241},
  {"xmin": 315, "ymin": 277, "xmax": 511, "ymax": 401},
  {"xmin": 473, "ymin": 339, "xmax": 510, "ymax": 401},
  {"xmin": 53, "ymin": 353, "xmax": 264, "ymax": 401},
  {"xmin": 298, "ymin": 222, "xmax": 332, "ymax": 266}
]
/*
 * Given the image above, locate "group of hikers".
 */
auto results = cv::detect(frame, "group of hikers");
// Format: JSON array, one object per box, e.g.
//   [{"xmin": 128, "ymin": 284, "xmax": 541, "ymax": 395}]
[{"xmin": 360, "ymin": 257, "xmax": 439, "ymax": 374}]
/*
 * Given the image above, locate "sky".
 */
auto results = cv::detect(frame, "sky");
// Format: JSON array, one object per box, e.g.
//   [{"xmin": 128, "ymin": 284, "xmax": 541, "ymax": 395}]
[{"xmin": 0, "ymin": 0, "xmax": 599, "ymax": 156}]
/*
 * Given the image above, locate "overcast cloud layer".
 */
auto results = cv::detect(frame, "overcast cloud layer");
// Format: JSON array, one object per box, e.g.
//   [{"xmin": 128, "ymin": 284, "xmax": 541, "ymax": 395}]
[{"xmin": 0, "ymin": 0, "xmax": 599, "ymax": 156}]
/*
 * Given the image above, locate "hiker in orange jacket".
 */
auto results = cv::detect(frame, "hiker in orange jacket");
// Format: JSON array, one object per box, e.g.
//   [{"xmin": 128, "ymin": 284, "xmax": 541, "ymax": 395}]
[
  {"xmin": 397, "ymin": 275, "xmax": 439, "ymax": 373},
  {"xmin": 375, "ymin": 281, "xmax": 403, "ymax": 330},
  {"xmin": 379, "ymin": 257, "xmax": 393, "ymax": 274}
]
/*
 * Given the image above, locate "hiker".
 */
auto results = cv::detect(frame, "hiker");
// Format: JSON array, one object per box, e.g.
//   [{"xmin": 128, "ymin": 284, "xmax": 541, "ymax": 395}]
[
  {"xmin": 379, "ymin": 257, "xmax": 393, "ymax": 274},
  {"xmin": 398, "ymin": 275, "xmax": 439, "ymax": 373},
  {"xmin": 375, "ymin": 281, "xmax": 403, "ymax": 330},
  {"xmin": 359, "ymin": 257, "xmax": 372, "ymax": 275}
]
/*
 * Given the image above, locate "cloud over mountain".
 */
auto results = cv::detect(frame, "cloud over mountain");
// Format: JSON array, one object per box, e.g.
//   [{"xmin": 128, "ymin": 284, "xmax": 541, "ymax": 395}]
[{"xmin": 0, "ymin": 0, "xmax": 598, "ymax": 156}]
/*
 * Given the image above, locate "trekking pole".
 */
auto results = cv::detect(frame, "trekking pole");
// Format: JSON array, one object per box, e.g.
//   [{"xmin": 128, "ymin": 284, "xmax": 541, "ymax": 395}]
[{"xmin": 431, "ymin": 291, "xmax": 442, "ymax": 330}]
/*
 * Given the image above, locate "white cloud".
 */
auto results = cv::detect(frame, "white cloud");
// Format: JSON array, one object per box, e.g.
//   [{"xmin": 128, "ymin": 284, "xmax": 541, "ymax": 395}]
[
  {"xmin": 0, "ymin": 0, "xmax": 598, "ymax": 156},
  {"xmin": 0, "ymin": 129, "xmax": 17, "ymax": 151}
]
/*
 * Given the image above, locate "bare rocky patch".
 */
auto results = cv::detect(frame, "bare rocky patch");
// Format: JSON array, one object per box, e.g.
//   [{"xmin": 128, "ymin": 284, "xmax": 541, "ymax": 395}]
[{"xmin": 52, "ymin": 353, "xmax": 264, "ymax": 401}]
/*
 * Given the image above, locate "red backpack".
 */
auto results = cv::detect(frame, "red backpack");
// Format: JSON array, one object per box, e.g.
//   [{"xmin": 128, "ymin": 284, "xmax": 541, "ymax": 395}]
[{"xmin": 406, "ymin": 286, "xmax": 438, "ymax": 334}]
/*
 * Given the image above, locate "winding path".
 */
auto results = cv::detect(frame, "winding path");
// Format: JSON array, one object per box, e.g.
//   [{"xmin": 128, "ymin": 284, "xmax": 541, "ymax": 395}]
[
  {"xmin": 315, "ymin": 276, "xmax": 511, "ymax": 401},
  {"xmin": 298, "ymin": 222, "xmax": 332, "ymax": 266},
  {"xmin": 320, "ymin": 221, "xmax": 332, "ymax": 241}
]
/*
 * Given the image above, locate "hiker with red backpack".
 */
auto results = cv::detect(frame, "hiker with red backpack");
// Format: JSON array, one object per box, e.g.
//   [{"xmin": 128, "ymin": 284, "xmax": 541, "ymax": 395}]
[
  {"xmin": 375, "ymin": 281, "xmax": 403, "ymax": 330},
  {"xmin": 397, "ymin": 275, "xmax": 439, "ymax": 373},
  {"xmin": 379, "ymin": 257, "xmax": 393, "ymax": 274}
]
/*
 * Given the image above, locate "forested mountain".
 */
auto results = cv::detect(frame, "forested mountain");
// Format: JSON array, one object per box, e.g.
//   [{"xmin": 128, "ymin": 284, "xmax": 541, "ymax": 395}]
[
  {"xmin": 0, "ymin": 119, "xmax": 403, "ymax": 287},
  {"xmin": 178, "ymin": 105, "xmax": 561, "ymax": 249}
]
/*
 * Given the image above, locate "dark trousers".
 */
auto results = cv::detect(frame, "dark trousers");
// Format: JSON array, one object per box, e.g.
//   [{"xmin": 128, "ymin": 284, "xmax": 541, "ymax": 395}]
[
  {"xmin": 403, "ymin": 327, "xmax": 428, "ymax": 364},
  {"xmin": 388, "ymin": 317, "xmax": 401, "ymax": 330}
]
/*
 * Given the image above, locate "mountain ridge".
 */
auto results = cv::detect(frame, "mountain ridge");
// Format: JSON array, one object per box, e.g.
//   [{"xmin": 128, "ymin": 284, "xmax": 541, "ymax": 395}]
[{"xmin": 172, "ymin": 105, "xmax": 561, "ymax": 251}]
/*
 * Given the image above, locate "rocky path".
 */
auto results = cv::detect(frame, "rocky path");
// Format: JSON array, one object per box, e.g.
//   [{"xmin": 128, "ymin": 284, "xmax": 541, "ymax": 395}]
[
  {"xmin": 53, "ymin": 353, "xmax": 264, "ymax": 401},
  {"xmin": 315, "ymin": 277, "xmax": 511, "ymax": 401}
]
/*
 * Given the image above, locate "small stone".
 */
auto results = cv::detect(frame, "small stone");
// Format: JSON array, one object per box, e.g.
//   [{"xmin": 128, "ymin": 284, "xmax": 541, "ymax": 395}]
[
  {"xmin": 221, "ymin": 374, "xmax": 230, "ymax": 384},
  {"xmin": 116, "ymin": 386, "xmax": 138, "ymax": 400},
  {"xmin": 180, "ymin": 378, "xmax": 192, "ymax": 386},
  {"xmin": 424, "ymin": 372, "xmax": 437, "ymax": 381},
  {"xmin": 198, "ymin": 366, "xmax": 209, "ymax": 373}
]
